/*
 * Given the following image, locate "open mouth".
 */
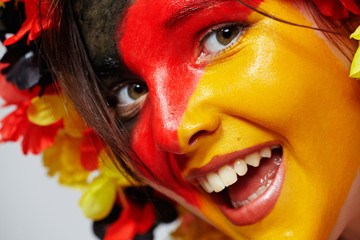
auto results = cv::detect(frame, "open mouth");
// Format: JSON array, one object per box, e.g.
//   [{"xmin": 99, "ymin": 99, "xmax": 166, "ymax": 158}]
[{"xmin": 187, "ymin": 144, "xmax": 284, "ymax": 225}]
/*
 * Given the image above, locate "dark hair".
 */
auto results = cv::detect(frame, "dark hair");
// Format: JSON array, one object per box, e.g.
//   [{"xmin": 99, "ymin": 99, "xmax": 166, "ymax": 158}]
[
  {"xmin": 41, "ymin": 0, "xmax": 141, "ymax": 182},
  {"xmin": 41, "ymin": 0, "xmax": 360, "ymax": 182}
]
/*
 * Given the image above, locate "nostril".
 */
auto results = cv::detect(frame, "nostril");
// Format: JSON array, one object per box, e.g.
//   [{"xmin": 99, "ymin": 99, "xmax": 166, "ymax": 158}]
[{"xmin": 188, "ymin": 130, "xmax": 212, "ymax": 146}]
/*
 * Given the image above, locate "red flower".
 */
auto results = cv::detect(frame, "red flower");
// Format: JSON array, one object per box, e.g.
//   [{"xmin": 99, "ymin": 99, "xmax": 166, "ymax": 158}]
[
  {"xmin": 0, "ymin": 64, "xmax": 38, "ymax": 104},
  {"xmin": 0, "ymin": 71, "xmax": 62, "ymax": 154},
  {"xmin": 1, "ymin": 0, "xmax": 57, "ymax": 45},
  {"xmin": 104, "ymin": 197, "xmax": 156, "ymax": 240},
  {"xmin": 312, "ymin": 0, "xmax": 360, "ymax": 19},
  {"xmin": 80, "ymin": 129, "xmax": 103, "ymax": 171},
  {"xmin": 0, "ymin": 106, "xmax": 63, "ymax": 154}
]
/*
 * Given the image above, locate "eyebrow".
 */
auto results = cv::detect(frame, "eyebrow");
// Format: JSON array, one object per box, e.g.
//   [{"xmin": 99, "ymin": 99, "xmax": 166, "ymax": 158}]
[{"xmin": 164, "ymin": 0, "xmax": 233, "ymax": 29}]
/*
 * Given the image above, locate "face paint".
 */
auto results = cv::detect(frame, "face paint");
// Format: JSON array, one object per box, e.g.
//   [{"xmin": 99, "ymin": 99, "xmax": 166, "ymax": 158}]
[
  {"xmin": 119, "ymin": 0, "xmax": 260, "ymax": 204},
  {"xmin": 119, "ymin": 0, "xmax": 360, "ymax": 239},
  {"xmin": 72, "ymin": 0, "xmax": 129, "ymax": 67}
]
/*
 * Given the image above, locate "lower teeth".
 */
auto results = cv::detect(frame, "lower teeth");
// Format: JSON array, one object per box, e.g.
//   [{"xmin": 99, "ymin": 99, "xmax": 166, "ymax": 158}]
[{"xmin": 231, "ymin": 179, "xmax": 273, "ymax": 209}]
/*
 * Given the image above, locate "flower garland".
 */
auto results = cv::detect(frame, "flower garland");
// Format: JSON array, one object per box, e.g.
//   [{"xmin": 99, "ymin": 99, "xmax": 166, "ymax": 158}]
[
  {"xmin": 312, "ymin": 0, "xmax": 360, "ymax": 19},
  {"xmin": 0, "ymin": 0, "xmax": 360, "ymax": 239}
]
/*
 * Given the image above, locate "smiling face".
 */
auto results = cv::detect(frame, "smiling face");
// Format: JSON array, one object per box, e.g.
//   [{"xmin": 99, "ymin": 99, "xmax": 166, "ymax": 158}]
[{"xmin": 113, "ymin": 0, "xmax": 360, "ymax": 238}]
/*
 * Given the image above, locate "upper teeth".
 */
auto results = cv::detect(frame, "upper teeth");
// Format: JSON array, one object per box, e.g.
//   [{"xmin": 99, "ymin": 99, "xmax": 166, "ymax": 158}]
[{"xmin": 198, "ymin": 145, "xmax": 279, "ymax": 193}]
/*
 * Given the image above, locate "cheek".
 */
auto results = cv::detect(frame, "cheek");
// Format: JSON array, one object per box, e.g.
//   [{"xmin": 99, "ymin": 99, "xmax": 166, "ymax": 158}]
[{"xmin": 129, "ymin": 100, "xmax": 206, "ymax": 209}]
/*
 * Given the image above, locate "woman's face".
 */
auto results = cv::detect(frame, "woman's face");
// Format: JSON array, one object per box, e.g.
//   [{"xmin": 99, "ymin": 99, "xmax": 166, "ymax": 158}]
[{"xmin": 116, "ymin": 0, "xmax": 360, "ymax": 238}]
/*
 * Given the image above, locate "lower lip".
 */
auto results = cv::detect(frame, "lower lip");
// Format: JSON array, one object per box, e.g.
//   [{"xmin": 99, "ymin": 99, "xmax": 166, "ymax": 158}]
[{"xmin": 212, "ymin": 158, "xmax": 285, "ymax": 226}]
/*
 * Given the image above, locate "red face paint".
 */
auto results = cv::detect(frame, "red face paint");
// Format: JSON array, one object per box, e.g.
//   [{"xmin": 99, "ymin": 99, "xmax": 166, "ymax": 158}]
[{"xmin": 119, "ymin": 0, "xmax": 261, "ymax": 206}]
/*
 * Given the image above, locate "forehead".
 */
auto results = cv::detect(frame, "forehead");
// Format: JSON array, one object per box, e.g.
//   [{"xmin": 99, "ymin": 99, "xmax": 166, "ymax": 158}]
[
  {"xmin": 73, "ymin": 0, "xmax": 260, "ymax": 71},
  {"xmin": 119, "ymin": 0, "xmax": 259, "ymax": 71},
  {"xmin": 121, "ymin": 0, "xmax": 255, "ymax": 28}
]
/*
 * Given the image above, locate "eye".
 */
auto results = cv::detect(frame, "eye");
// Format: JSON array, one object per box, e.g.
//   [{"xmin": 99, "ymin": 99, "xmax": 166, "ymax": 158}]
[
  {"xmin": 199, "ymin": 23, "xmax": 246, "ymax": 59},
  {"xmin": 117, "ymin": 82, "xmax": 148, "ymax": 105},
  {"xmin": 109, "ymin": 81, "xmax": 148, "ymax": 120}
]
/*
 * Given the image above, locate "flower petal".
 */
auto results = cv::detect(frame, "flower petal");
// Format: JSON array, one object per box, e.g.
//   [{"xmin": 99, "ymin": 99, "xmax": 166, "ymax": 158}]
[
  {"xmin": 79, "ymin": 176, "xmax": 117, "ymax": 220},
  {"xmin": 104, "ymin": 200, "xmax": 156, "ymax": 240},
  {"xmin": 43, "ymin": 132, "xmax": 89, "ymax": 188},
  {"xmin": 21, "ymin": 121, "xmax": 62, "ymax": 154},
  {"xmin": 0, "ymin": 106, "xmax": 28, "ymax": 142},
  {"xmin": 0, "ymin": 65, "xmax": 38, "ymax": 105},
  {"xmin": 312, "ymin": 0, "xmax": 349, "ymax": 19},
  {"xmin": 99, "ymin": 149, "xmax": 135, "ymax": 187},
  {"xmin": 350, "ymin": 25, "xmax": 360, "ymax": 40},
  {"xmin": 80, "ymin": 129, "xmax": 103, "ymax": 171},
  {"xmin": 350, "ymin": 26, "xmax": 360, "ymax": 78},
  {"xmin": 62, "ymin": 101, "xmax": 87, "ymax": 137},
  {"xmin": 3, "ymin": 19, "xmax": 33, "ymax": 46},
  {"xmin": 27, "ymin": 94, "xmax": 64, "ymax": 126},
  {"xmin": 340, "ymin": 0, "xmax": 360, "ymax": 15}
]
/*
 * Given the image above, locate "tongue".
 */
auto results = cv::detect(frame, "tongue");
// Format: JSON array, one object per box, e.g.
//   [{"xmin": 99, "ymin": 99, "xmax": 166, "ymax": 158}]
[{"xmin": 228, "ymin": 149, "xmax": 282, "ymax": 204}]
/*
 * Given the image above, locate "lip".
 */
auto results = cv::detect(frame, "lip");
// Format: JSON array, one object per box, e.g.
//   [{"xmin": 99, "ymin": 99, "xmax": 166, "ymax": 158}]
[
  {"xmin": 186, "ymin": 142, "xmax": 285, "ymax": 226},
  {"xmin": 218, "ymin": 160, "xmax": 284, "ymax": 225},
  {"xmin": 187, "ymin": 141, "xmax": 279, "ymax": 181}
]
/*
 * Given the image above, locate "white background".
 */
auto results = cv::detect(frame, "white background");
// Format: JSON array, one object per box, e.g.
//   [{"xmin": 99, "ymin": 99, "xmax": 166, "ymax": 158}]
[
  {"xmin": 0, "ymin": 40, "xmax": 98, "ymax": 239},
  {"xmin": 0, "ymin": 108, "xmax": 98, "ymax": 240}
]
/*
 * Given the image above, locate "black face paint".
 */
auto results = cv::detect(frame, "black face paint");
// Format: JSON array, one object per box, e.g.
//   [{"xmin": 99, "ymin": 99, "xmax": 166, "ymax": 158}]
[
  {"xmin": 72, "ymin": 0, "xmax": 129, "ymax": 68},
  {"xmin": 72, "ymin": 0, "xmax": 143, "ymax": 131}
]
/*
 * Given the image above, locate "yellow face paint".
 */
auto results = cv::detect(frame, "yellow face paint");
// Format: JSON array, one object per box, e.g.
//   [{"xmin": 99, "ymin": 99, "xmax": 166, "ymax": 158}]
[{"xmin": 178, "ymin": 1, "xmax": 360, "ymax": 239}]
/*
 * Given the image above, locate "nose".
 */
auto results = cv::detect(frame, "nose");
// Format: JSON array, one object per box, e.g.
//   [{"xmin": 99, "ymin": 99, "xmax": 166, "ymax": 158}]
[
  {"xmin": 152, "ymin": 99, "xmax": 221, "ymax": 154},
  {"xmin": 177, "ymin": 107, "xmax": 221, "ymax": 153},
  {"xmin": 148, "ymin": 72, "xmax": 220, "ymax": 155}
]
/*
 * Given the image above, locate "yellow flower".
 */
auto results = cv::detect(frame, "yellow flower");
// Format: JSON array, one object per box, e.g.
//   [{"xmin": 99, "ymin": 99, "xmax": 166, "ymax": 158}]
[
  {"xmin": 98, "ymin": 149, "xmax": 137, "ymax": 187},
  {"xmin": 27, "ymin": 94, "xmax": 64, "ymax": 126},
  {"xmin": 43, "ymin": 131, "xmax": 89, "ymax": 188},
  {"xmin": 27, "ymin": 93, "xmax": 86, "ymax": 137},
  {"xmin": 61, "ymin": 98, "xmax": 87, "ymax": 138},
  {"xmin": 29, "ymin": 92, "xmax": 138, "ymax": 221},
  {"xmin": 28, "ymin": 93, "xmax": 90, "ymax": 188},
  {"xmin": 350, "ymin": 26, "xmax": 360, "ymax": 78},
  {"xmin": 78, "ymin": 148, "xmax": 143, "ymax": 220},
  {"xmin": 79, "ymin": 176, "xmax": 117, "ymax": 220}
]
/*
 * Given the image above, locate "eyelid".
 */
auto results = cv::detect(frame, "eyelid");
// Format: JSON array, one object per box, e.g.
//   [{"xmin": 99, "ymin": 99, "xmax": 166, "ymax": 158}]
[
  {"xmin": 116, "ymin": 97, "xmax": 146, "ymax": 120},
  {"xmin": 110, "ymin": 78, "xmax": 145, "ymax": 92},
  {"xmin": 109, "ymin": 80, "xmax": 148, "ymax": 120}
]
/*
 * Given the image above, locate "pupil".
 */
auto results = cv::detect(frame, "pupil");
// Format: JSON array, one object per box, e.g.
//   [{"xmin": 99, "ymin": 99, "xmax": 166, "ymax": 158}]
[
  {"xmin": 128, "ymin": 83, "xmax": 148, "ymax": 100},
  {"xmin": 133, "ymin": 84, "xmax": 144, "ymax": 94},
  {"xmin": 222, "ymin": 28, "xmax": 232, "ymax": 39},
  {"xmin": 216, "ymin": 26, "xmax": 239, "ymax": 46}
]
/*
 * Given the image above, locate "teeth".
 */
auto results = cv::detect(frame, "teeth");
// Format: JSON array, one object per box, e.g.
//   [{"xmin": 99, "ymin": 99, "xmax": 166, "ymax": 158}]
[
  {"xmin": 231, "ymin": 179, "xmax": 273, "ymax": 209},
  {"xmin": 245, "ymin": 152, "xmax": 261, "ymax": 167},
  {"xmin": 256, "ymin": 185, "xmax": 267, "ymax": 195},
  {"xmin": 199, "ymin": 177, "xmax": 214, "ymax": 193},
  {"xmin": 248, "ymin": 192, "xmax": 259, "ymax": 201},
  {"xmin": 234, "ymin": 160, "xmax": 247, "ymax": 176},
  {"xmin": 231, "ymin": 199, "xmax": 249, "ymax": 209},
  {"xmin": 206, "ymin": 173, "xmax": 225, "ymax": 192},
  {"xmin": 198, "ymin": 145, "xmax": 280, "ymax": 196},
  {"xmin": 218, "ymin": 165, "xmax": 237, "ymax": 187},
  {"xmin": 260, "ymin": 147, "xmax": 271, "ymax": 158},
  {"xmin": 271, "ymin": 144, "xmax": 281, "ymax": 150}
]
